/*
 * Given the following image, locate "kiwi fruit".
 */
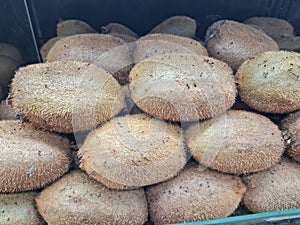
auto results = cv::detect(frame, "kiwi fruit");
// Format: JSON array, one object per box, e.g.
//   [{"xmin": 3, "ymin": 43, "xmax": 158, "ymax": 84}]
[
  {"xmin": 0, "ymin": 42, "xmax": 22, "ymax": 64},
  {"xmin": 101, "ymin": 22, "xmax": 139, "ymax": 38},
  {"xmin": 0, "ymin": 100, "xmax": 16, "ymax": 120},
  {"xmin": 281, "ymin": 111, "xmax": 300, "ymax": 163},
  {"xmin": 244, "ymin": 17, "xmax": 294, "ymax": 39},
  {"xmin": 186, "ymin": 110, "xmax": 284, "ymax": 175},
  {"xmin": 0, "ymin": 55, "xmax": 20, "ymax": 91},
  {"xmin": 205, "ymin": 20, "xmax": 279, "ymax": 71},
  {"xmin": 35, "ymin": 170, "xmax": 148, "ymax": 225},
  {"xmin": 149, "ymin": 15, "xmax": 196, "ymax": 38},
  {"xmin": 133, "ymin": 33, "xmax": 208, "ymax": 63},
  {"xmin": 46, "ymin": 33, "xmax": 132, "ymax": 85},
  {"xmin": 237, "ymin": 51, "xmax": 300, "ymax": 113},
  {"xmin": 11, "ymin": 61, "xmax": 125, "ymax": 133},
  {"xmin": 146, "ymin": 162, "xmax": 246, "ymax": 225},
  {"xmin": 0, "ymin": 192, "xmax": 44, "ymax": 225},
  {"xmin": 56, "ymin": 19, "xmax": 96, "ymax": 36},
  {"xmin": 243, "ymin": 157, "xmax": 300, "ymax": 213},
  {"xmin": 78, "ymin": 114, "xmax": 187, "ymax": 189},
  {"xmin": 129, "ymin": 53, "xmax": 236, "ymax": 122},
  {"xmin": 109, "ymin": 33, "xmax": 138, "ymax": 43},
  {"xmin": 40, "ymin": 37, "xmax": 62, "ymax": 61},
  {"xmin": 272, "ymin": 35, "xmax": 300, "ymax": 52},
  {"xmin": 0, "ymin": 120, "xmax": 71, "ymax": 192}
]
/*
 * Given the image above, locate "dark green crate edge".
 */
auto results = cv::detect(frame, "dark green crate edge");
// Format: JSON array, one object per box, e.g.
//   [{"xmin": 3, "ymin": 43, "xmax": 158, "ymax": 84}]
[{"xmin": 169, "ymin": 208, "xmax": 300, "ymax": 225}]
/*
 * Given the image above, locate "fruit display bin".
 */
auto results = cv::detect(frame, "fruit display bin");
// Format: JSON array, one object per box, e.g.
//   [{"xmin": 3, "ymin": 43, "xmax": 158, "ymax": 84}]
[{"xmin": 1, "ymin": 0, "xmax": 300, "ymax": 224}]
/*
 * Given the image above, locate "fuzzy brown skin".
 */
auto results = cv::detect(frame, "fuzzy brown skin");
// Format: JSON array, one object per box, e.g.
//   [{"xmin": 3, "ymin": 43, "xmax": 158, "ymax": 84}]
[
  {"xmin": 40, "ymin": 37, "xmax": 61, "ymax": 61},
  {"xmin": 281, "ymin": 111, "xmax": 300, "ymax": 163},
  {"xmin": 186, "ymin": 110, "xmax": 284, "ymax": 175},
  {"xmin": 0, "ymin": 120, "xmax": 71, "ymax": 193},
  {"xmin": 11, "ymin": 61, "xmax": 125, "ymax": 133},
  {"xmin": 0, "ymin": 42, "xmax": 22, "ymax": 64},
  {"xmin": 146, "ymin": 162, "xmax": 246, "ymax": 225},
  {"xmin": 243, "ymin": 157, "xmax": 300, "ymax": 213},
  {"xmin": 129, "ymin": 53, "xmax": 236, "ymax": 122},
  {"xmin": 36, "ymin": 170, "xmax": 148, "ymax": 225},
  {"xmin": 205, "ymin": 20, "xmax": 279, "ymax": 71},
  {"xmin": 56, "ymin": 19, "xmax": 96, "ymax": 36},
  {"xmin": 0, "ymin": 192, "xmax": 44, "ymax": 225},
  {"xmin": 244, "ymin": 17, "xmax": 294, "ymax": 39},
  {"xmin": 0, "ymin": 55, "xmax": 20, "ymax": 91},
  {"xmin": 149, "ymin": 16, "xmax": 196, "ymax": 38},
  {"xmin": 237, "ymin": 51, "xmax": 300, "ymax": 113},
  {"xmin": 0, "ymin": 100, "xmax": 16, "ymax": 120},
  {"xmin": 272, "ymin": 35, "xmax": 300, "ymax": 52},
  {"xmin": 109, "ymin": 33, "xmax": 138, "ymax": 43},
  {"xmin": 133, "ymin": 33, "xmax": 208, "ymax": 63},
  {"xmin": 78, "ymin": 114, "xmax": 188, "ymax": 189},
  {"xmin": 46, "ymin": 33, "xmax": 132, "ymax": 85},
  {"xmin": 101, "ymin": 22, "xmax": 139, "ymax": 38}
]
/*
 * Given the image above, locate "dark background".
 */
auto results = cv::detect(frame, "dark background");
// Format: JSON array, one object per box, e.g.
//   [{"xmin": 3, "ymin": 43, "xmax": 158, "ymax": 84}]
[{"xmin": 1, "ymin": 0, "xmax": 300, "ymax": 64}]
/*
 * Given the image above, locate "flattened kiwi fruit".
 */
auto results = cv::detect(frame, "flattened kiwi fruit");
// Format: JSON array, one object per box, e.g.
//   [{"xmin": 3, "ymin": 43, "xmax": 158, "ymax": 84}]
[
  {"xmin": 205, "ymin": 20, "xmax": 279, "ymax": 71},
  {"xmin": 281, "ymin": 111, "xmax": 300, "ymax": 163},
  {"xmin": 0, "ymin": 192, "xmax": 44, "ymax": 225},
  {"xmin": 0, "ymin": 42, "xmax": 22, "ymax": 64},
  {"xmin": 244, "ymin": 17, "xmax": 294, "ymax": 39},
  {"xmin": 36, "ymin": 170, "xmax": 148, "ymax": 225},
  {"xmin": 146, "ymin": 162, "xmax": 246, "ymax": 225},
  {"xmin": 272, "ymin": 35, "xmax": 300, "ymax": 52},
  {"xmin": 149, "ymin": 15, "xmax": 196, "ymax": 38},
  {"xmin": 129, "ymin": 53, "xmax": 236, "ymax": 122},
  {"xmin": 46, "ymin": 34, "xmax": 132, "ymax": 84},
  {"xmin": 133, "ymin": 33, "xmax": 208, "ymax": 63},
  {"xmin": 78, "ymin": 114, "xmax": 187, "ymax": 189},
  {"xmin": 0, "ymin": 100, "xmax": 16, "ymax": 120},
  {"xmin": 237, "ymin": 51, "xmax": 300, "ymax": 113},
  {"xmin": 40, "ymin": 37, "xmax": 61, "ymax": 61},
  {"xmin": 56, "ymin": 19, "xmax": 96, "ymax": 36},
  {"xmin": 11, "ymin": 61, "xmax": 125, "ymax": 133},
  {"xmin": 186, "ymin": 110, "xmax": 284, "ymax": 174},
  {"xmin": 0, "ymin": 120, "xmax": 71, "ymax": 193},
  {"xmin": 243, "ymin": 158, "xmax": 300, "ymax": 213},
  {"xmin": 101, "ymin": 22, "xmax": 139, "ymax": 38}
]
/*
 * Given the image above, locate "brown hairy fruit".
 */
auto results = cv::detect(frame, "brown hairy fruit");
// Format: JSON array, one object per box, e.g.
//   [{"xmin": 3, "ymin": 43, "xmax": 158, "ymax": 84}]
[
  {"xmin": 36, "ymin": 170, "xmax": 148, "ymax": 225},
  {"xmin": 101, "ymin": 22, "xmax": 139, "ymax": 38},
  {"xmin": 186, "ymin": 110, "xmax": 284, "ymax": 174},
  {"xmin": 0, "ymin": 42, "xmax": 22, "ymax": 64},
  {"xmin": 40, "ymin": 37, "xmax": 62, "ymax": 61},
  {"xmin": 237, "ymin": 51, "xmax": 300, "ymax": 113},
  {"xmin": 0, "ymin": 120, "xmax": 71, "ymax": 193},
  {"xmin": 56, "ymin": 19, "xmax": 96, "ymax": 36}
]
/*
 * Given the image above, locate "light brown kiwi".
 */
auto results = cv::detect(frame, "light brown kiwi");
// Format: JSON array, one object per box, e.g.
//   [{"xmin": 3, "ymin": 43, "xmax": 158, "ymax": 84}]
[
  {"xmin": 101, "ymin": 22, "xmax": 139, "ymax": 38},
  {"xmin": 129, "ymin": 53, "xmax": 236, "ymax": 122},
  {"xmin": 40, "ymin": 37, "xmax": 62, "ymax": 61},
  {"xmin": 35, "ymin": 170, "xmax": 148, "ymax": 225},
  {"xmin": 78, "ymin": 114, "xmax": 187, "ymax": 190},
  {"xmin": 11, "ymin": 61, "xmax": 125, "ymax": 133},
  {"xmin": 146, "ymin": 162, "xmax": 246, "ymax": 225},
  {"xmin": 205, "ymin": 20, "xmax": 279, "ymax": 71},
  {"xmin": 0, "ymin": 192, "xmax": 44, "ymax": 225},
  {"xmin": 0, "ymin": 120, "xmax": 71, "ymax": 193},
  {"xmin": 46, "ymin": 33, "xmax": 132, "ymax": 85},
  {"xmin": 185, "ymin": 110, "xmax": 284, "ymax": 174},
  {"xmin": 133, "ymin": 33, "xmax": 208, "ymax": 63},
  {"xmin": 149, "ymin": 15, "xmax": 196, "ymax": 38},
  {"xmin": 243, "ymin": 157, "xmax": 300, "ymax": 213},
  {"xmin": 0, "ymin": 42, "xmax": 22, "ymax": 64},
  {"xmin": 109, "ymin": 33, "xmax": 138, "ymax": 43},
  {"xmin": 56, "ymin": 19, "xmax": 96, "ymax": 36},
  {"xmin": 0, "ymin": 100, "xmax": 16, "ymax": 120},
  {"xmin": 281, "ymin": 111, "xmax": 300, "ymax": 163},
  {"xmin": 244, "ymin": 17, "xmax": 294, "ymax": 39},
  {"xmin": 272, "ymin": 35, "xmax": 300, "ymax": 52},
  {"xmin": 237, "ymin": 51, "xmax": 300, "ymax": 113}
]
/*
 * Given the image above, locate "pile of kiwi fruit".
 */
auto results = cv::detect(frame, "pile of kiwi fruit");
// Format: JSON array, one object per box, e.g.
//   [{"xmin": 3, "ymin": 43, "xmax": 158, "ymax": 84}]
[{"xmin": 1, "ymin": 15, "xmax": 300, "ymax": 224}]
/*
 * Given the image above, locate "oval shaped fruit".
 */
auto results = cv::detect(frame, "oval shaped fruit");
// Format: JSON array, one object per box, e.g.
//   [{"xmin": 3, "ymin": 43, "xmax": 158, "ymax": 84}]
[
  {"xmin": 243, "ymin": 158, "xmax": 300, "ymax": 213},
  {"xmin": 129, "ymin": 53, "xmax": 236, "ymax": 122},
  {"xmin": 244, "ymin": 17, "xmax": 294, "ymax": 39},
  {"xmin": 78, "ymin": 114, "xmax": 187, "ymax": 189},
  {"xmin": 0, "ymin": 55, "xmax": 20, "ymax": 91},
  {"xmin": 281, "ymin": 111, "xmax": 300, "ymax": 163},
  {"xmin": 237, "ymin": 51, "xmax": 300, "ymax": 113},
  {"xmin": 146, "ymin": 162, "xmax": 246, "ymax": 225},
  {"xmin": 46, "ymin": 33, "xmax": 132, "ymax": 84},
  {"xmin": 0, "ymin": 120, "xmax": 71, "ymax": 192},
  {"xmin": 0, "ymin": 192, "xmax": 44, "ymax": 225},
  {"xmin": 101, "ymin": 22, "xmax": 139, "ymax": 38},
  {"xmin": 205, "ymin": 20, "xmax": 279, "ymax": 71},
  {"xmin": 56, "ymin": 19, "xmax": 96, "ymax": 36},
  {"xmin": 11, "ymin": 61, "xmax": 125, "ymax": 133},
  {"xmin": 272, "ymin": 35, "xmax": 300, "ymax": 52},
  {"xmin": 149, "ymin": 15, "xmax": 196, "ymax": 38},
  {"xmin": 186, "ymin": 110, "xmax": 284, "ymax": 174},
  {"xmin": 133, "ymin": 33, "xmax": 208, "ymax": 63},
  {"xmin": 40, "ymin": 37, "xmax": 61, "ymax": 61},
  {"xmin": 36, "ymin": 170, "xmax": 148, "ymax": 225},
  {"xmin": 0, "ymin": 42, "xmax": 22, "ymax": 64}
]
